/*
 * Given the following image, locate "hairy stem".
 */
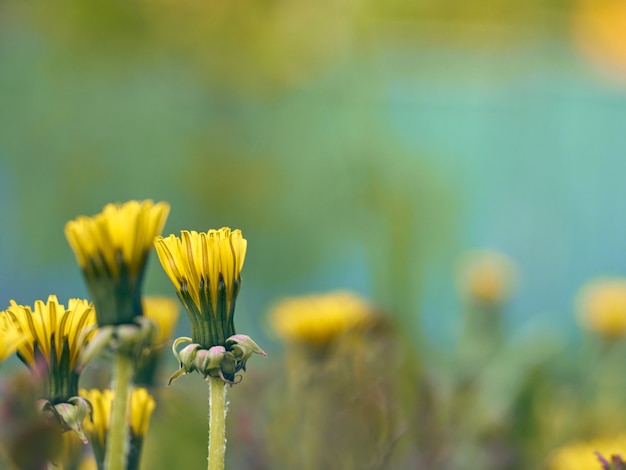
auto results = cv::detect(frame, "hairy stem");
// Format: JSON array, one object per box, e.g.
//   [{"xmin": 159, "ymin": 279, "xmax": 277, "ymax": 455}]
[{"xmin": 208, "ymin": 377, "xmax": 227, "ymax": 470}]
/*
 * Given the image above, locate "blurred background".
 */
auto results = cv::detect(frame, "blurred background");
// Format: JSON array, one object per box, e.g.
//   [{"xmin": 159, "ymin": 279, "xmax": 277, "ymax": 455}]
[{"xmin": 2, "ymin": 0, "xmax": 626, "ymax": 468}]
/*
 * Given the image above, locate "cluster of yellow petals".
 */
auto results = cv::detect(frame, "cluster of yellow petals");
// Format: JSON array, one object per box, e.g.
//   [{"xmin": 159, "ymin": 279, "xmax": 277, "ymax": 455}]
[
  {"xmin": 80, "ymin": 388, "xmax": 112, "ymax": 448},
  {"xmin": 577, "ymin": 278, "xmax": 626, "ymax": 338},
  {"xmin": 548, "ymin": 434, "xmax": 626, "ymax": 470},
  {"xmin": 456, "ymin": 250, "xmax": 516, "ymax": 304},
  {"xmin": 1, "ymin": 295, "xmax": 96, "ymax": 369},
  {"xmin": 142, "ymin": 296, "xmax": 180, "ymax": 345},
  {"xmin": 129, "ymin": 388, "xmax": 157, "ymax": 436},
  {"xmin": 269, "ymin": 291, "xmax": 375, "ymax": 346},
  {"xmin": 80, "ymin": 387, "xmax": 156, "ymax": 441},
  {"xmin": 0, "ymin": 313, "xmax": 26, "ymax": 362},
  {"xmin": 154, "ymin": 228, "xmax": 247, "ymax": 311},
  {"xmin": 65, "ymin": 200, "xmax": 170, "ymax": 276}
]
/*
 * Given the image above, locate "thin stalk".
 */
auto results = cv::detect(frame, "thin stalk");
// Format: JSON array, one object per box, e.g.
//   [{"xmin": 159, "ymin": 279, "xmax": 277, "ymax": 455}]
[
  {"xmin": 105, "ymin": 353, "xmax": 134, "ymax": 470},
  {"xmin": 208, "ymin": 377, "xmax": 227, "ymax": 470}
]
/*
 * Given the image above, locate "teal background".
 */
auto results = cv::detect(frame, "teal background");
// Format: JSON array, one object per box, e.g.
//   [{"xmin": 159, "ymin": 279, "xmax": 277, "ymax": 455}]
[{"xmin": 1, "ymin": 1, "xmax": 626, "ymax": 351}]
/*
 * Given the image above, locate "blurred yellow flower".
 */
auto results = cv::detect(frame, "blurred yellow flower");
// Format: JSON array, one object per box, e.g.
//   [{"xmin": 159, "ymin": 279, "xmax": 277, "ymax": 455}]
[
  {"xmin": 548, "ymin": 434, "xmax": 626, "ymax": 470},
  {"xmin": 2, "ymin": 296, "xmax": 96, "ymax": 402},
  {"xmin": 77, "ymin": 455, "xmax": 98, "ymax": 470},
  {"xmin": 154, "ymin": 228, "xmax": 247, "ymax": 348},
  {"xmin": 456, "ymin": 250, "xmax": 516, "ymax": 304},
  {"xmin": 80, "ymin": 387, "xmax": 156, "ymax": 464},
  {"xmin": 577, "ymin": 279, "xmax": 626, "ymax": 338},
  {"xmin": 0, "ymin": 312, "xmax": 25, "ymax": 363},
  {"xmin": 129, "ymin": 387, "xmax": 156, "ymax": 437},
  {"xmin": 142, "ymin": 296, "xmax": 180, "ymax": 346},
  {"xmin": 65, "ymin": 200, "xmax": 170, "ymax": 326},
  {"xmin": 57, "ymin": 430, "xmax": 86, "ymax": 469},
  {"xmin": 80, "ymin": 388, "xmax": 112, "ymax": 453},
  {"xmin": 573, "ymin": 0, "xmax": 626, "ymax": 80},
  {"xmin": 269, "ymin": 291, "xmax": 375, "ymax": 346}
]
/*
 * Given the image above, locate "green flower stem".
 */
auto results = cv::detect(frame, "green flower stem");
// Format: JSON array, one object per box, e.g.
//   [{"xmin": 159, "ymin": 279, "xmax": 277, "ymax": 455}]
[
  {"xmin": 208, "ymin": 377, "xmax": 227, "ymax": 470},
  {"xmin": 105, "ymin": 353, "xmax": 134, "ymax": 470}
]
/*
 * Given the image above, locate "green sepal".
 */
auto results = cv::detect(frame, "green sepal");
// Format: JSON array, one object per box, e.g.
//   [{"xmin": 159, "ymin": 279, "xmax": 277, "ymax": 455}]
[
  {"xmin": 194, "ymin": 346, "xmax": 226, "ymax": 378},
  {"xmin": 38, "ymin": 396, "xmax": 91, "ymax": 444}
]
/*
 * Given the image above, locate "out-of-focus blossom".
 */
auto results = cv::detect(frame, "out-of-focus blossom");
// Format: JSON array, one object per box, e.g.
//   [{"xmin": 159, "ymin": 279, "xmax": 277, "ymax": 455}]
[
  {"xmin": 549, "ymin": 434, "xmax": 626, "ymax": 470},
  {"xmin": 0, "ymin": 313, "xmax": 25, "ymax": 363},
  {"xmin": 78, "ymin": 454, "xmax": 98, "ymax": 470},
  {"xmin": 456, "ymin": 250, "xmax": 516, "ymax": 304},
  {"xmin": 80, "ymin": 388, "xmax": 112, "ymax": 461},
  {"xmin": 129, "ymin": 387, "xmax": 156, "ymax": 438},
  {"xmin": 573, "ymin": 0, "xmax": 626, "ymax": 81},
  {"xmin": 577, "ymin": 279, "xmax": 626, "ymax": 338},
  {"xmin": 80, "ymin": 387, "xmax": 156, "ymax": 469},
  {"xmin": 143, "ymin": 296, "xmax": 179, "ymax": 347},
  {"xmin": 269, "ymin": 291, "xmax": 376, "ymax": 347}
]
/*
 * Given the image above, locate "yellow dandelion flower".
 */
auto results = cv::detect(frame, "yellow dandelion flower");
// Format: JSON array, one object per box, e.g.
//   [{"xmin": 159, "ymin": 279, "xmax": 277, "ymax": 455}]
[
  {"xmin": 456, "ymin": 250, "xmax": 516, "ymax": 304},
  {"xmin": 269, "ymin": 291, "xmax": 375, "ymax": 347},
  {"xmin": 77, "ymin": 455, "xmax": 98, "ymax": 470},
  {"xmin": 142, "ymin": 296, "xmax": 180, "ymax": 346},
  {"xmin": 155, "ymin": 228, "xmax": 264, "ymax": 385},
  {"xmin": 80, "ymin": 387, "xmax": 156, "ymax": 466},
  {"xmin": 2, "ymin": 296, "xmax": 96, "ymax": 403},
  {"xmin": 129, "ymin": 387, "xmax": 156, "ymax": 437},
  {"xmin": 65, "ymin": 200, "xmax": 169, "ymax": 326},
  {"xmin": 154, "ymin": 228, "xmax": 247, "ymax": 348},
  {"xmin": 0, "ymin": 312, "xmax": 26, "ymax": 363},
  {"xmin": 548, "ymin": 434, "xmax": 626, "ymax": 470},
  {"xmin": 80, "ymin": 388, "xmax": 112, "ymax": 464},
  {"xmin": 573, "ymin": 0, "xmax": 626, "ymax": 80},
  {"xmin": 577, "ymin": 278, "xmax": 626, "ymax": 338},
  {"xmin": 66, "ymin": 200, "xmax": 170, "ymax": 277}
]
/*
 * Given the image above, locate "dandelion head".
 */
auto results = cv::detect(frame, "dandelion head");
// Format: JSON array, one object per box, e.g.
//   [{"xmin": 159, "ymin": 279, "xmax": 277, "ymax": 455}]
[
  {"xmin": 65, "ymin": 200, "xmax": 170, "ymax": 326},
  {"xmin": 456, "ymin": 250, "xmax": 516, "ymax": 305},
  {"xmin": 269, "ymin": 291, "xmax": 376, "ymax": 348},
  {"xmin": 2, "ymin": 296, "xmax": 96, "ymax": 403},
  {"xmin": 577, "ymin": 278, "xmax": 626, "ymax": 339}
]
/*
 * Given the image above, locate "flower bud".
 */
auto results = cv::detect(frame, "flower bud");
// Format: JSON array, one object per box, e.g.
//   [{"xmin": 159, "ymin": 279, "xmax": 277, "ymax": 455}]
[
  {"xmin": 39, "ymin": 397, "xmax": 91, "ymax": 444},
  {"xmin": 194, "ymin": 346, "xmax": 226, "ymax": 378}
]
